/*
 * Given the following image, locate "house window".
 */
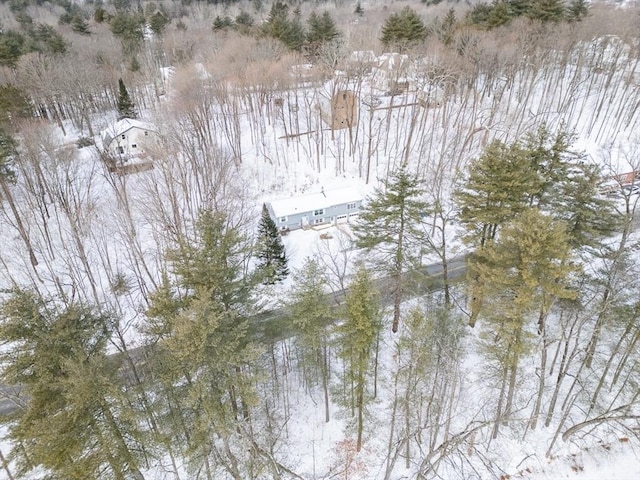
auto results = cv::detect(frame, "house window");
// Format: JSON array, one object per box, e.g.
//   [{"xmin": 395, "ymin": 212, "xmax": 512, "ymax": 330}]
[
  {"xmin": 337, "ymin": 215, "xmax": 347, "ymax": 220},
  {"xmin": 314, "ymin": 218, "xmax": 324, "ymax": 224},
  {"xmin": 279, "ymin": 217, "xmax": 287, "ymax": 223},
  {"xmin": 131, "ymin": 144, "xmax": 137, "ymax": 149},
  {"xmin": 144, "ymin": 131, "xmax": 149, "ymax": 136},
  {"xmin": 121, "ymin": 134, "xmax": 126, "ymax": 139},
  {"xmin": 347, "ymin": 202, "xmax": 357, "ymax": 210},
  {"xmin": 117, "ymin": 146, "xmax": 124, "ymax": 154},
  {"xmin": 313, "ymin": 209, "xmax": 324, "ymax": 216}
]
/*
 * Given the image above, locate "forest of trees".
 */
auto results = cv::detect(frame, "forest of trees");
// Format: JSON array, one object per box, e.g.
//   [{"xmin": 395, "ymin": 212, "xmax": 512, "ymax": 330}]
[{"xmin": 0, "ymin": 0, "xmax": 639, "ymax": 479}]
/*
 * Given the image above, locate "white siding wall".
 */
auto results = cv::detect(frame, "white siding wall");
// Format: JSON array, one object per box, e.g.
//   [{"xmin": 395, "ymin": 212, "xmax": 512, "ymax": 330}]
[{"xmin": 110, "ymin": 128, "xmax": 151, "ymax": 157}]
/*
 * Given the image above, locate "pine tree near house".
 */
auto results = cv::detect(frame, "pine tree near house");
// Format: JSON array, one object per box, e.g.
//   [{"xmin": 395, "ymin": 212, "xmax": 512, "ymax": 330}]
[
  {"xmin": 455, "ymin": 134, "xmax": 546, "ymax": 327},
  {"xmin": 168, "ymin": 209, "xmax": 255, "ymax": 312},
  {"xmin": 352, "ymin": 167, "xmax": 430, "ymax": 333},
  {"xmin": 144, "ymin": 209, "xmax": 262, "ymax": 477},
  {"xmin": 454, "ymin": 139, "xmax": 537, "ymax": 250},
  {"xmin": 305, "ymin": 11, "xmax": 341, "ymax": 60},
  {"xmin": 117, "ymin": 78, "xmax": 137, "ymax": 120},
  {"xmin": 256, "ymin": 204, "xmax": 289, "ymax": 284}
]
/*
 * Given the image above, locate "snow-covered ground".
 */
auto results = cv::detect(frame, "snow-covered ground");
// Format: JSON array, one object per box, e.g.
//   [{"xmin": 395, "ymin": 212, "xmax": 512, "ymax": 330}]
[{"xmin": 2, "ymin": 14, "xmax": 640, "ymax": 479}]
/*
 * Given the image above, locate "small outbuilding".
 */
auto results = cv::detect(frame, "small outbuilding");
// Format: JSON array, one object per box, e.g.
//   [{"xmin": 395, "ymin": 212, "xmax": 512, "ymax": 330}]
[
  {"xmin": 318, "ymin": 90, "xmax": 359, "ymax": 130},
  {"xmin": 265, "ymin": 187, "xmax": 364, "ymax": 232}
]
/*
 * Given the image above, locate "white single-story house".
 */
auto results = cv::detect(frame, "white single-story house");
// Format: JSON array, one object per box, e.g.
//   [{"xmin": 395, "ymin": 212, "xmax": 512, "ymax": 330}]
[
  {"xmin": 265, "ymin": 187, "xmax": 364, "ymax": 231},
  {"xmin": 101, "ymin": 118, "xmax": 156, "ymax": 159}
]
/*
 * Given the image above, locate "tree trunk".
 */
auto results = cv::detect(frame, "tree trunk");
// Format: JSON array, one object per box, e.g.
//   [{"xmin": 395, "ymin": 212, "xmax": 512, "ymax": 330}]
[
  {"xmin": 101, "ymin": 399, "xmax": 146, "ymax": 480},
  {"xmin": 322, "ymin": 344, "xmax": 330, "ymax": 423},
  {"xmin": 503, "ymin": 329, "xmax": 522, "ymax": 422},
  {"xmin": 356, "ymin": 379, "xmax": 364, "ymax": 452},
  {"xmin": 530, "ymin": 331, "xmax": 548, "ymax": 431},
  {"xmin": 0, "ymin": 178, "xmax": 38, "ymax": 267},
  {"xmin": 492, "ymin": 365, "xmax": 509, "ymax": 439},
  {"xmin": 468, "ymin": 277, "xmax": 483, "ymax": 328},
  {"xmin": 0, "ymin": 448, "xmax": 15, "ymax": 480}
]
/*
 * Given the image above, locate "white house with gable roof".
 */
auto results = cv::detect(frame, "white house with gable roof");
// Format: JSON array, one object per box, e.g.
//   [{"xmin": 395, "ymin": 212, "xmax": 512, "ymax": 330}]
[
  {"xmin": 101, "ymin": 118, "xmax": 156, "ymax": 159},
  {"xmin": 372, "ymin": 52, "xmax": 411, "ymax": 94},
  {"xmin": 265, "ymin": 187, "xmax": 364, "ymax": 232}
]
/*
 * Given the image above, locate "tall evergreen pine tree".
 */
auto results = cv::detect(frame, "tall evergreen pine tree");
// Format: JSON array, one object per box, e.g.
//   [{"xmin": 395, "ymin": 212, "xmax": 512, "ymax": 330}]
[
  {"xmin": 117, "ymin": 78, "xmax": 137, "ymax": 120},
  {"xmin": 380, "ymin": 6, "xmax": 427, "ymax": 52},
  {"xmin": 256, "ymin": 204, "xmax": 289, "ymax": 284},
  {"xmin": 261, "ymin": 1, "xmax": 305, "ymax": 51},
  {"xmin": 353, "ymin": 168, "xmax": 430, "ymax": 333},
  {"xmin": 0, "ymin": 290, "xmax": 146, "ymax": 479},
  {"xmin": 338, "ymin": 265, "xmax": 381, "ymax": 452},
  {"xmin": 306, "ymin": 11, "xmax": 340, "ymax": 45},
  {"xmin": 288, "ymin": 257, "xmax": 333, "ymax": 421}
]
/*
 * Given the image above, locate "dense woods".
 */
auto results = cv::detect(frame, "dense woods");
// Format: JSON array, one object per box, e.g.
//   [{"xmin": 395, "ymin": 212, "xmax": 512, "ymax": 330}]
[{"xmin": 0, "ymin": 0, "xmax": 640, "ymax": 478}]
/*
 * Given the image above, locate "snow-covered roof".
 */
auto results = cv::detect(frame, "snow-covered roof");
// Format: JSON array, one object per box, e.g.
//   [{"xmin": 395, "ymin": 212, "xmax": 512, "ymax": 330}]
[
  {"xmin": 375, "ymin": 52, "xmax": 409, "ymax": 71},
  {"xmin": 101, "ymin": 118, "xmax": 155, "ymax": 146},
  {"xmin": 268, "ymin": 187, "xmax": 364, "ymax": 219}
]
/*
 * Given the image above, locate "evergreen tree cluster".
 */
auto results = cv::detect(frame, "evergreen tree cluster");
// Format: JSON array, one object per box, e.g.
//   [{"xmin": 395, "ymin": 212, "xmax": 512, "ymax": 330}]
[
  {"xmin": 58, "ymin": 1, "xmax": 91, "ymax": 35},
  {"xmin": 468, "ymin": 0, "xmax": 589, "ymax": 30},
  {"xmin": 259, "ymin": 2, "xmax": 341, "ymax": 55},
  {"xmin": 0, "ymin": 2, "xmax": 68, "ymax": 67},
  {"xmin": 109, "ymin": 11, "xmax": 145, "ymax": 54},
  {"xmin": 0, "ymin": 289, "xmax": 147, "ymax": 479},
  {"xmin": 380, "ymin": 6, "xmax": 428, "ymax": 52},
  {"xmin": 456, "ymin": 126, "xmax": 617, "ymax": 254},
  {"xmin": 0, "ymin": 84, "xmax": 32, "ymax": 128},
  {"xmin": 211, "ymin": 3, "xmax": 341, "ymax": 56},
  {"xmin": 455, "ymin": 126, "xmax": 618, "ymax": 327},
  {"xmin": 211, "ymin": 10, "xmax": 255, "ymax": 34}
]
